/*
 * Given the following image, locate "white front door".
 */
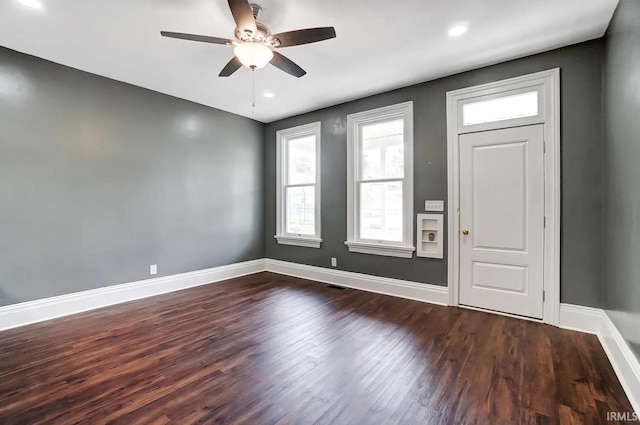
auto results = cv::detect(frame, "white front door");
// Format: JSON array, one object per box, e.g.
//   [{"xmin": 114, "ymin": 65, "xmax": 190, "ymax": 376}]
[{"xmin": 459, "ymin": 124, "xmax": 545, "ymax": 319}]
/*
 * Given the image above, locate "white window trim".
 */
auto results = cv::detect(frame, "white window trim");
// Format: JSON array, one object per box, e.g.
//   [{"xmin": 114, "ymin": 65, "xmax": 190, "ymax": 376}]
[
  {"xmin": 275, "ymin": 121, "xmax": 322, "ymax": 248},
  {"xmin": 345, "ymin": 101, "xmax": 415, "ymax": 258}
]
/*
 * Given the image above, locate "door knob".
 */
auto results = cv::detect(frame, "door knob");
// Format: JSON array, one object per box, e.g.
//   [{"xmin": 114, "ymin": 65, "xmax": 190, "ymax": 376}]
[{"xmin": 462, "ymin": 229, "xmax": 469, "ymax": 235}]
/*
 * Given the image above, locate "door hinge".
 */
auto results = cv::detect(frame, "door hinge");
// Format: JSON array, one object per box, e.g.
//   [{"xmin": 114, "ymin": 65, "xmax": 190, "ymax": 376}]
[
  {"xmin": 543, "ymin": 216, "xmax": 546, "ymax": 227},
  {"xmin": 543, "ymin": 290, "xmax": 546, "ymax": 302},
  {"xmin": 543, "ymin": 142, "xmax": 546, "ymax": 154}
]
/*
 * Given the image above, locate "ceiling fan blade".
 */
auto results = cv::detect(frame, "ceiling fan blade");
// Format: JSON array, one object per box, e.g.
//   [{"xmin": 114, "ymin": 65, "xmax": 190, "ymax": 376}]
[
  {"xmin": 161, "ymin": 31, "xmax": 231, "ymax": 45},
  {"xmin": 269, "ymin": 27, "xmax": 336, "ymax": 48},
  {"xmin": 219, "ymin": 57, "xmax": 243, "ymax": 77},
  {"xmin": 228, "ymin": 0, "xmax": 257, "ymax": 37},
  {"xmin": 270, "ymin": 52, "xmax": 306, "ymax": 78}
]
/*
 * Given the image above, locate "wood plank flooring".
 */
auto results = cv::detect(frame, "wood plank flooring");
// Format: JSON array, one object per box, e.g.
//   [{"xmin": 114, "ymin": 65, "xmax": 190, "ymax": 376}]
[{"xmin": 0, "ymin": 272, "xmax": 634, "ymax": 424}]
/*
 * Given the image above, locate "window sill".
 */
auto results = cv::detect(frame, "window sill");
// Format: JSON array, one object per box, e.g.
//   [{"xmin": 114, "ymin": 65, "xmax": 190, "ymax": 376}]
[
  {"xmin": 275, "ymin": 235, "xmax": 322, "ymax": 248},
  {"xmin": 344, "ymin": 241, "xmax": 415, "ymax": 258}
]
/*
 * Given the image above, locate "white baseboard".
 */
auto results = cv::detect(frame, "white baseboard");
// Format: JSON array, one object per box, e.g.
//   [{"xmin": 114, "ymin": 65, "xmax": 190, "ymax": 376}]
[
  {"xmin": 558, "ymin": 303, "xmax": 604, "ymax": 334},
  {"xmin": 559, "ymin": 304, "xmax": 640, "ymax": 415},
  {"xmin": 0, "ymin": 258, "xmax": 447, "ymax": 332},
  {"xmin": 0, "ymin": 259, "xmax": 266, "ymax": 332},
  {"xmin": 265, "ymin": 259, "xmax": 449, "ymax": 305},
  {"xmin": 600, "ymin": 312, "xmax": 640, "ymax": 416}
]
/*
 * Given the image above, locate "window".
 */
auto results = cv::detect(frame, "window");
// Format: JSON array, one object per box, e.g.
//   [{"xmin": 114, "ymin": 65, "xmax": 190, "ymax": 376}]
[
  {"xmin": 346, "ymin": 102, "xmax": 415, "ymax": 258},
  {"xmin": 275, "ymin": 122, "xmax": 322, "ymax": 248},
  {"xmin": 462, "ymin": 90, "xmax": 539, "ymax": 126}
]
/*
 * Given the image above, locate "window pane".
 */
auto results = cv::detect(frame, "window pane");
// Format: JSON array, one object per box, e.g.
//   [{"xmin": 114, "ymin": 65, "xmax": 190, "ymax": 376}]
[
  {"xmin": 463, "ymin": 91, "xmax": 538, "ymax": 126},
  {"xmin": 286, "ymin": 185, "xmax": 315, "ymax": 235},
  {"xmin": 287, "ymin": 135, "xmax": 316, "ymax": 185},
  {"xmin": 359, "ymin": 181, "xmax": 403, "ymax": 242},
  {"xmin": 361, "ymin": 119, "xmax": 403, "ymax": 180}
]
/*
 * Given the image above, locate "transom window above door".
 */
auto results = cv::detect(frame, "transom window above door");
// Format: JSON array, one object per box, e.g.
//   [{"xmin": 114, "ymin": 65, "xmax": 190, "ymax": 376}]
[
  {"xmin": 462, "ymin": 90, "xmax": 539, "ymax": 126},
  {"xmin": 457, "ymin": 84, "xmax": 546, "ymax": 133}
]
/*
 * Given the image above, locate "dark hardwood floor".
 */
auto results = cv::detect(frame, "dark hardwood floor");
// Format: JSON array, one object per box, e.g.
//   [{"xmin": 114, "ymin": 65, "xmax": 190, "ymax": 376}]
[{"xmin": 0, "ymin": 272, "xmax": 633, "ymax": 424}]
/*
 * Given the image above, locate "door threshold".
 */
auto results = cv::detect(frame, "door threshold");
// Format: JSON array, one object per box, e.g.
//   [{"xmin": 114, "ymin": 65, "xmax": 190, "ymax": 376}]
[{"xmin": 458, "ymin": 303, "xmax": 544, "ymax": 324}]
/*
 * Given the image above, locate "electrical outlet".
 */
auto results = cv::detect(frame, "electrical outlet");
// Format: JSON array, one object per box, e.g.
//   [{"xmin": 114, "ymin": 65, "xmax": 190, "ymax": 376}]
[
  {"xmin": 150, "ymin": 264, "xmax": 158, "ymax": 275},
  {"xmin": 331, "ymin": 257, "xmax": 337, "ymax": 267}
]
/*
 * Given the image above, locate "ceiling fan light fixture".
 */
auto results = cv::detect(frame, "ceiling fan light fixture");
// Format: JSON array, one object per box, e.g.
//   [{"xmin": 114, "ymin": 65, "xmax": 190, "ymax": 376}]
[{"xmin": 234, "ymin": 42, "xmax": 273, "ymax": 70}]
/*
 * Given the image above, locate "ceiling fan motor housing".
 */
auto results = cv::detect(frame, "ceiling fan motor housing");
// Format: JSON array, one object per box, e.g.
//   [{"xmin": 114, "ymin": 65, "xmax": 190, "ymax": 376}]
[
  {"xmin": 236, "ymin": 22, "xmax": 271, "ymax": 43},
  {"xmin": 233, "ymin": 3, "xmax": 272, "ymax": 43}
]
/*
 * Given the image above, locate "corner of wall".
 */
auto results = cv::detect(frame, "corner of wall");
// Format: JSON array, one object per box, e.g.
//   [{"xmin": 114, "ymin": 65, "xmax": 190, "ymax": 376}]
[
  {"xmin": 600, "ymin": 30, "xmax": 608, "ymax": 309},
  {"xmin": 263, "ymin": 123, "xmax": 271, "ymax": 258}
]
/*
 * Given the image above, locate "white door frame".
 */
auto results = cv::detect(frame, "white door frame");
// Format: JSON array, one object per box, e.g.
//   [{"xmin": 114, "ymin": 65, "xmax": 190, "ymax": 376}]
[{"xmin": 446, "ymin": 69, "xmax": 561, "ymax": 325}]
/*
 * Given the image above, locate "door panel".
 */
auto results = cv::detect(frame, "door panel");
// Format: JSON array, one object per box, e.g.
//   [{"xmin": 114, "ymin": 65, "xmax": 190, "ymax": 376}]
[
  {"xmin": 472, "ymin": 262, "xmax": 528, "ymax": 293},
  {"xmin": 459, "ymin": 125, "xmax": 544, "ymax": 319},
  {"xmin": 472, "ymin": 142, "xmax": 527, "ymax": 251}
]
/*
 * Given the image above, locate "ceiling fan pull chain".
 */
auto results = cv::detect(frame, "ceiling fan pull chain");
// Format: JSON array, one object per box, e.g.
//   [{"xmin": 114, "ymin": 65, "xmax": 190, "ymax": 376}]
[{"xmin": 251, "ymin": 67, "xmax": 256, "ymax": 115}]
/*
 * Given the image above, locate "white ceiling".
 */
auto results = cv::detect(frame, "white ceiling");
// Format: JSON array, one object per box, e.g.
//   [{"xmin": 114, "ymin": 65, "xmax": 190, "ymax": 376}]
[{"xmin": 0, "ymin": 0, "xmax": 618, "ymax": 123}]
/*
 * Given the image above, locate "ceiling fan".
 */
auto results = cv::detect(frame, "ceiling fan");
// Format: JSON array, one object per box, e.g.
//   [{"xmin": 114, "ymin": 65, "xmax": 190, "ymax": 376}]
[{"xmin": 161, "ymin": 0, "xmax": 336, "ymax": 78}]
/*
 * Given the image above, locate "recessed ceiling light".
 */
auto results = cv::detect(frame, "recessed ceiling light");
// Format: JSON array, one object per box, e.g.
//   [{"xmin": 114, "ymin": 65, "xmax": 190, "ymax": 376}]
[
  {"xmin": 18, "ymin": 0, "xmax": 43, "ymax": 8},
  {"xmin": 448, "ymin": 23, "xmax": 469, "ymax": 37},
  {"xmin": 263, "ymin": 91, "xmax": 275, "ymax": 98}
]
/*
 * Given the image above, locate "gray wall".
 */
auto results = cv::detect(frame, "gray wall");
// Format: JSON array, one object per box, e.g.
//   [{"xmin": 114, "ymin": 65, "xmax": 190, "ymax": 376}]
[
  {"xmin": 0, "ymin": 46, "xmax": 264, "ymax": 306},
  {"xmin": 0, "ymin": 38, "xmax": 610, "ymax": 310},
  {"xmin": 603, "ymin": 0, "xmax": 640, "ymax": 360},
  {"xmin": 265, "ymin": 40, "xmax": 605, "ymax": 307}
]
